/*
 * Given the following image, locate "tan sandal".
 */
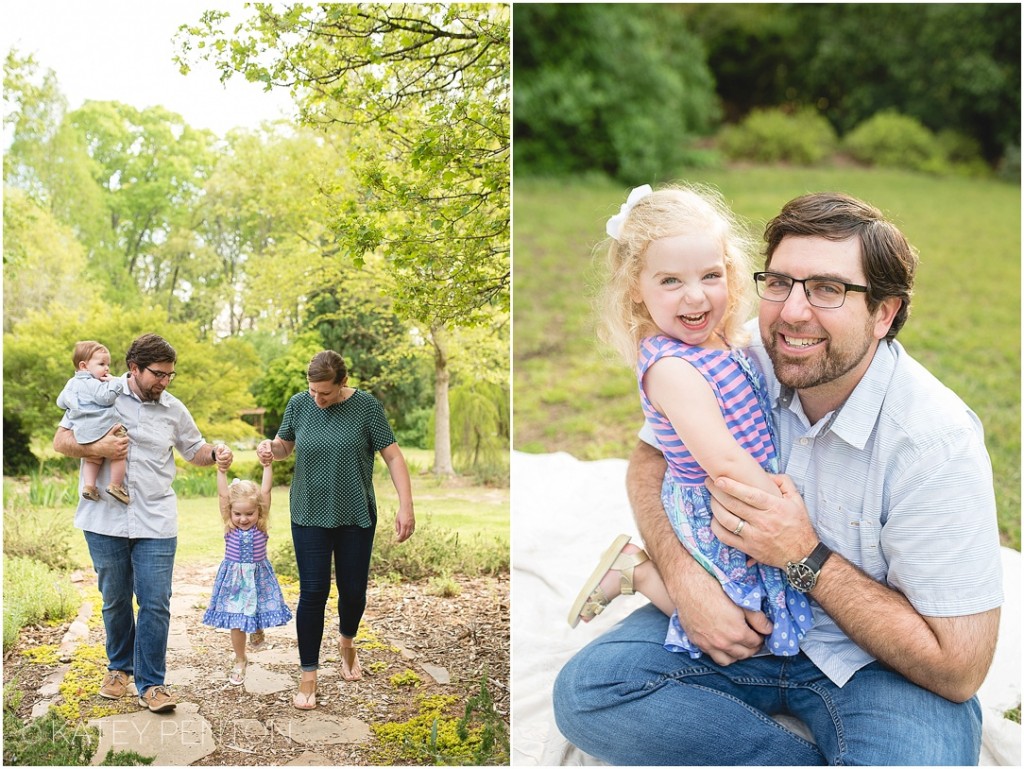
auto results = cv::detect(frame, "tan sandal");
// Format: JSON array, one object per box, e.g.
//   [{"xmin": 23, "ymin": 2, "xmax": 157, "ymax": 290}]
[
  {"xmin": 228, "ymin": 658, "xmax": 246, "ymax": 686},
  {"xmin": 292, "ymin": 677, "xmax": 317, "ymax": 710},
  {"xmin": 82, "ymin": 485, "xmax": 101, "ymax": 502},
  {"xmin": 567, "ymin": 534, "xmax": 649, "ymax": 628},
  {"xmin": 338, "ymin": 638, "xmax": 362, "ymax": 681}
]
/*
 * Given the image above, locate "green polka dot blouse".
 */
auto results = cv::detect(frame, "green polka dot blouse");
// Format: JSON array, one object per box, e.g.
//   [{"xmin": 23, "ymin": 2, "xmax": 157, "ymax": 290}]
[{"xmin": 277, "ymin": 389, "xmax": 397, "ymax": 528}]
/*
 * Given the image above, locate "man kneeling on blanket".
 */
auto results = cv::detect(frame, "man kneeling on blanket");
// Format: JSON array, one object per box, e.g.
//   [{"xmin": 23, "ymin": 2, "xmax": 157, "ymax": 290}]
[{"xmin": 553, "ymin": 192, "xmax": 1003, "ymax": 766}]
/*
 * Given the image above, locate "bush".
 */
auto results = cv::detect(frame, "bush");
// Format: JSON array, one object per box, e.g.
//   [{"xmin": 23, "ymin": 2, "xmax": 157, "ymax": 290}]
[
  {"xmin": 3, "ymin": 413, "xmax": 38, "ymax": 475},
  {"xmin": 268, "ymin": 518, "xmax": 509, "ymax": 582},
  {"xmin": 718, "ymin": 108, "xmax": 838, "ymax": 165},
  {"xmin": 997, "ymin": 145, "xmax": 1020, "ymax": 183},
  {"xmin": 3, "ymin": 557, "xmax": 79, "ymax": 651},
  {"xmin": 842, "ymin": 111, "xmax": 945, "ymax": 172},
  {"xmin": 3, "ymin": 504, "xmax": 76, "ymax": 571}
]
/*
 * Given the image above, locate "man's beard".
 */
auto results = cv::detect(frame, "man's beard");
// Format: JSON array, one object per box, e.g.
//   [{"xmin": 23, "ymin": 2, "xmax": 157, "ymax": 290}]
[{"xmin": 763, "ymin": 318, "xmax": 875, "ymax": 391}]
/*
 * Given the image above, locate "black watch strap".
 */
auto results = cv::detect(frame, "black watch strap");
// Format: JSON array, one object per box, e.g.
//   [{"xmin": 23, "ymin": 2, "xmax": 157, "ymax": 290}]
[{"xmin": 804, "ymin": 542, "xmax": 832, "ymax": 572}]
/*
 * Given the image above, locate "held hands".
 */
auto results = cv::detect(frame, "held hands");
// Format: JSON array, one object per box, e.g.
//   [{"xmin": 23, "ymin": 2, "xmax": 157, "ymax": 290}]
[
  {"xmin": 213, "ymin": 444, "xmax": 234, "ymax": 472},
  {"xmin": 705, "ymin": 473, "xmax": 818, "ymax": 570},
  {"xmin": 256, "ymin": 440, "xmax": 274, "ymax": 465},
  {"xmin": 97, "ymin": 425, "xmax": 130, "ymax": 460}
]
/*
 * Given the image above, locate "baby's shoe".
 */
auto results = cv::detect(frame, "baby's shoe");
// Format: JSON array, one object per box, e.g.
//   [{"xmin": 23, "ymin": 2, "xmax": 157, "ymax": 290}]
[
  {"xmin": 82, "ymin": 485, "xmax": 101, "ymax": 502},
  {"xmin": 107, "ymin": 484, "xmax": 130, "ymax": 504}
]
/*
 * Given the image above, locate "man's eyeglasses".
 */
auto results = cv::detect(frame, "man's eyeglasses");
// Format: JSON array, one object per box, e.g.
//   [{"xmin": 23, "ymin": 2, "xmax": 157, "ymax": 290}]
[
  {"xmin": 753, "ymin": 271, "xmax": 868, "ymax": 309},
  {"xmin": 144, "ymin": 366, "xmax": 177, "ymax": 381}
]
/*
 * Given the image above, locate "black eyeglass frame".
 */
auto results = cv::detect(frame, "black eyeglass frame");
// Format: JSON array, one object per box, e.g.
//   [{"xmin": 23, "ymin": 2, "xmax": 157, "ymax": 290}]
[
  {"xmin": 753, "ymin": 271, "xmax": 869, "ymax": 309},
  {"xmin": 143, "ymin": 366, "xmax": 177, "ymax": 381}
]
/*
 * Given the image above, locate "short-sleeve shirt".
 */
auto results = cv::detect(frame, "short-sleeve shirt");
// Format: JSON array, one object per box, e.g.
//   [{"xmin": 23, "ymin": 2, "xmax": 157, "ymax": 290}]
[
  {"xmin": 277, "ymin": 389, "xmax": 397, "ymax": 528},
  {"xmin": 62, "ymin": 374, "xmax": 206, "ymax": 539}
]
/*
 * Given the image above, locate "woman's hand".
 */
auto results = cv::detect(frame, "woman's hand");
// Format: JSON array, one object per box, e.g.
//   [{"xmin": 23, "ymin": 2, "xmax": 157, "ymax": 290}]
[
  {"xmin": 394, "ymin": 507, "xmax": 415, "ymax": 543},
  {"xmin": 256, "ymin": 440, "xmax": 274, "ymax": 463}
]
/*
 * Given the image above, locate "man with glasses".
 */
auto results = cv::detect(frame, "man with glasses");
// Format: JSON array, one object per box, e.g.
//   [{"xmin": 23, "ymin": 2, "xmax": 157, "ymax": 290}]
[
  {"xmin": 553, "ymin": 193, "xmax": 1002, "ymax": 764},
  {"xmin": 53, "ymin": 333, "xmax": 233, "ymax": 713}
]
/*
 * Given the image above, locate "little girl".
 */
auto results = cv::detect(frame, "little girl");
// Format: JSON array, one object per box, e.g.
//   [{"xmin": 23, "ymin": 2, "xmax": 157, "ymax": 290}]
[
  {"xmin": 568, "ymin": 183, "xmax": 814, "ymax": 657},
  {"xmin": 56, "ymin": 340, "xmax": 129, "ymax": 503},
  {"xmin": 203, "ymin": 455, "xmax": 293, "ymax": 684}
]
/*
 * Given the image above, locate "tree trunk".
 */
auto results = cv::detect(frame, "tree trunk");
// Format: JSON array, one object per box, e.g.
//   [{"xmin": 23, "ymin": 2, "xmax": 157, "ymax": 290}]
[{"xmin": 430, "ymin": 322, "xmax": 455, "ymax": 477}]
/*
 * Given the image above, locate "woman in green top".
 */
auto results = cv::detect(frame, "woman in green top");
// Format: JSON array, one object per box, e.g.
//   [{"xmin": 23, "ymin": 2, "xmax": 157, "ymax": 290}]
[{"xmin": 257, "ymin": 350, "xmax": 415, "ymax": 710}]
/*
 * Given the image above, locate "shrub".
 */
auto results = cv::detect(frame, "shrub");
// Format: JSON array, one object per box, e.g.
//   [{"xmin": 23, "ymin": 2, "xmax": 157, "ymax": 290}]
[
  {"xmin": 3, "ymin": 556, "xmax": 79, "ymax": 650},
  {"xmin": 269, "ymin": 517, "xmax": 509, "ymax": 582},
  {"xmin": 3, "ymin": 413, "xmax": 38, "ymax": 476},
  {"xmin": 997, "ymin": 145, "xmax": 1020, "ymax": 183},
  {"xmin": 718, "ymin": 108, "xmax": 838, "ymax": 165},
  {"xmin": 842, "ymin": 111, "xmax": 945, "ymax": 172},
  {"xmin": 3, "ymin": 504, "xmax": 76, "ymax": 571}
]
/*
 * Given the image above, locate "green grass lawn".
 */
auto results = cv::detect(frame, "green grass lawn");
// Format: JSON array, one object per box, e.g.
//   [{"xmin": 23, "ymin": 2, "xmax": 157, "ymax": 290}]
[{"xmin": 513, "ymin": 167, "xmax": 1020, "ymax": 548}]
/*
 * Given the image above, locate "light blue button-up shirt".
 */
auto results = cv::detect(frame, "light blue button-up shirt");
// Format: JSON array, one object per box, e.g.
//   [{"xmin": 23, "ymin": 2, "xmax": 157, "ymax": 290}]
[
  {"xmin": 63, "ymin": 374, "xmax": 206, "ymax": 539},
  {"xmin": 642, "ymin": 330, "xmax": 1004, "ymax": 686}
]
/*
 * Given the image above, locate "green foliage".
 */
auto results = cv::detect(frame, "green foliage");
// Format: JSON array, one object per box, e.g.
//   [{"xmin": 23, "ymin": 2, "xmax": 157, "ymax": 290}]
[
  {"xmin": 3, "ymin": 489, "xmax": 76, "ymax": 570},
  {"xmin": 514, "ymin": 4, "xmax": 719, "ymax": 183},
  {"xmin": 3, "ymin": 685, "xmax": 98, "ymax": 766},
  {"xmin": 3, "ymin": 413, "xmax": 38, "ymax": 475},
  {"xmin": 3, "ymin": 556, "xmax": 79, "ymax": 651},
  {"xmin": 842, "ymin": 111, "xmax": 945, "ymax": 172},
  {"xmin": 450, "ymin": 382, "xmax": 509, "ymax": 477},
  {"xmin": 718, "ymin": 108, "xmax": 838, "ymax": 165},
  {"xmin": 686, "ymin": 3, "xmax": 1020, "ymax": 164},
  {"xmin": 371, "ymin": 682, "xmax": 508, "ymax": 766},
  {"xmin": 2, "ymin": 303, "xmax": 262, "ymax": 446}
]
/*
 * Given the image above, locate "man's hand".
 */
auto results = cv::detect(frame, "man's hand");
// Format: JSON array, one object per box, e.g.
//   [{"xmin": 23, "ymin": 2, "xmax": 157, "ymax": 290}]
[
  {"xmin": 214, "ymin": 444, "xmax": 234, "ymax": 472},
  {"xmin": 54, "ymin": 426, "xmax": 128, "ymax": 461},
  {"xmin": 707, "ymin": 473, "xmax": 818, "ymax": 569}
]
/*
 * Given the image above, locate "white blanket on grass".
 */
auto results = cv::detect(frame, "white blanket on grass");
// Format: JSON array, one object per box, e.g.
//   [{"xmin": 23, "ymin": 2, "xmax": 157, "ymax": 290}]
[{"xmin": 511, "ymin": 450, "xmax": 1021, "ymax": 766}]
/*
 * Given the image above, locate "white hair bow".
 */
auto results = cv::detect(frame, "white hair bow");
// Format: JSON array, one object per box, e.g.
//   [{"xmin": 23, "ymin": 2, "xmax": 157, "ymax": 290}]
[{"xmin": 605, "ymin": 184, "xmax": 653, "ymax": 241}]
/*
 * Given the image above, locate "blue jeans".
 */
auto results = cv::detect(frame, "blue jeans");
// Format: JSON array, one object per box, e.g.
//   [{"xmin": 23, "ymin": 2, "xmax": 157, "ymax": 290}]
[
  {"xmin": 83, "ymin": 532, "xmax": 176, "ymax": 697},
  {"xmin": 291, "ymin": 522, "xmax": 375, "ymax": 671},
  {"xmin": 553, "ymin": 604, "xmax": 982, "ymax": 765}
]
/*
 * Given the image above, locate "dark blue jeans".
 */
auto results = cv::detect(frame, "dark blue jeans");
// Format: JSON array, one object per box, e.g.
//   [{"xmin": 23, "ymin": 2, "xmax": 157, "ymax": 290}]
[
  {"xmin": 553, "ymin": 604, "xmax": 982, "ymax": 765},
  {"xmin": 83, "ymin": 532, "xmax": 176, "ymax": 696},
  {"xmin": 291, "ymin": 522, "xmax": 376, "ymax": 671}
]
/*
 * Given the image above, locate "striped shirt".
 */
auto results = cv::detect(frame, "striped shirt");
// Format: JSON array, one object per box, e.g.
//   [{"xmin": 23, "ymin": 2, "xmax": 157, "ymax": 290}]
[
  {"xmin": 223, "ymin": 527, "xmax": 268, "ymax": 563},
  {"xmin": 637, "ymin": 335, "xmax": 776, "ymax": 484},
  {"xmin": 642, "ymin": 330, "xmax": 1004, "ymax": 686}
]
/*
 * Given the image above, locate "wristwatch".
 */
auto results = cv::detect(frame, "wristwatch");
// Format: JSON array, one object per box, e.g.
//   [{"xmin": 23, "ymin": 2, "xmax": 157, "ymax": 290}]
[{"xmin": 785, "ymin": 542, "xmax": 832, "ymax": 592}]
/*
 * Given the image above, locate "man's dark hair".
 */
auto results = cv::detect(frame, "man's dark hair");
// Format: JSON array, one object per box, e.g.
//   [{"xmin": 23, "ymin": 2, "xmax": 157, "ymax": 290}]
[
  {"xmin": 125, "ymin": 334, "xmax": 177, "ymax": 369},
  {"xmin": 764, "ymin": 193, "xmax": 918, "ymax": 340}
]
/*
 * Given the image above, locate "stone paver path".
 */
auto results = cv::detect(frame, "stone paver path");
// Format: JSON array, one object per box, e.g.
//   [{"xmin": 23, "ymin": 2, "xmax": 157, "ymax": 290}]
[{"xmin": 62, "ymin": 568, "xmax": 452, "ymax": 766}]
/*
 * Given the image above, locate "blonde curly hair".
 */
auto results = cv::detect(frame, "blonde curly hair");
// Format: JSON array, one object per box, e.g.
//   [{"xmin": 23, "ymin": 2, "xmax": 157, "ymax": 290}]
[
  {"xmin": 597, "ymin": 183, "xmax": 760, "ymax": 367},
  {"xmin": 220, "ymin": 479, "xmax": 270, "ymax": 534}
]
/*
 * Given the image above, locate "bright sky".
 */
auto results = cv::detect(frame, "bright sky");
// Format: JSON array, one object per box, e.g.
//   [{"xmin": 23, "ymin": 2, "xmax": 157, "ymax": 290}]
[{"xmin": 1, "ymin": 0, "xmax": 295, "ymax": 137}]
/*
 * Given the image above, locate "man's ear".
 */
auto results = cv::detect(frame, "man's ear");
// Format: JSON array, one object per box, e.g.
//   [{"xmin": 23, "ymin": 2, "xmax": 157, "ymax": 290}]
[{"xmin": 872, "ymin": 297, "xmax": 902, "ymax": 340}]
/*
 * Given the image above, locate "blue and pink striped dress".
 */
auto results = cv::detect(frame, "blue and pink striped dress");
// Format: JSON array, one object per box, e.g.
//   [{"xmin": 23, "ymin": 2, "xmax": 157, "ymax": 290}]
[
  {"xmin": 637, "ymin": 334, "xmax": 813, "ymax": 657},
  {"xmin": 203, "ymin": 527, "xmax": 293, "ymax": 633}
]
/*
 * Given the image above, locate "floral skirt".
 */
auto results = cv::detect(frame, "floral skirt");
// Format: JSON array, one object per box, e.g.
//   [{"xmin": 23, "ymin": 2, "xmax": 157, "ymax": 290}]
[
  {"xmin": 661, "ymin": 478, "xmax": 814, "ymax": 657},
  {"xmin": 202, "ymin": 559, "xmax": 293, "ymax": 633}
]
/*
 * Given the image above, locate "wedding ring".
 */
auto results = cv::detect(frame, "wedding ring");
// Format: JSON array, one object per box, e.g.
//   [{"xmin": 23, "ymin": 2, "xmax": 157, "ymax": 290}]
[{"xmin": 733, "ymin": 520, "xmax": 746, "ymax": 536}]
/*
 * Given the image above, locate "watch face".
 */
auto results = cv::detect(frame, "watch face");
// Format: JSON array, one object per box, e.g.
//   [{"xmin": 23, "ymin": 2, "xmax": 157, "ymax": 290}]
[{"xmin": 787, "ymin": 561, "xmax": 817, "ymax": 592}]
